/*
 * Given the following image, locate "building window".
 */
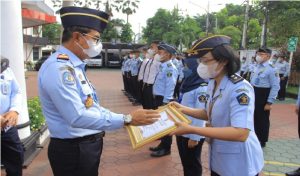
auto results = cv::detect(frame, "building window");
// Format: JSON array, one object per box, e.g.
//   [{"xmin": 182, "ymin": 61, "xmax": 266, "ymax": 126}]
[
  {"xmin": 33, "ymin": 47, "xmax": 39, "ymax": 61},
  {"xmin": 33, "ymin": 26, "xmax": 40, "ymax": 36}
]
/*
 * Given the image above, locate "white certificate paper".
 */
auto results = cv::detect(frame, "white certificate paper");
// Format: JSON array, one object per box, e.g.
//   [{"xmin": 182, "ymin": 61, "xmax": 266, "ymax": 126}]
[{"xmin": 138, "ymin": 111, "xmax": 175, "ymax": 138}]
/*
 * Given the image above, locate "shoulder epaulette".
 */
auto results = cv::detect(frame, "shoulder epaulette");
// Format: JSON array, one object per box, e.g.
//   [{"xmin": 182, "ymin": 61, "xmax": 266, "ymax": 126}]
[
  {"xmin": 57, "ymin": 54, "xmax": 69, "ymax": 62},
  {"xmin": 200, "ymin": 82, "xmax": 208, "ymax": 87},
  {"xmin": 229, "ymin": 74, "xmax": 244, "ymax": 84},
  {"xmin": 269, "ymin": 63, "xmax": 275, "ymax": 68},
  {"xmin": 167, "ymin": 63, "xmax": 172, "ymax": 67}
]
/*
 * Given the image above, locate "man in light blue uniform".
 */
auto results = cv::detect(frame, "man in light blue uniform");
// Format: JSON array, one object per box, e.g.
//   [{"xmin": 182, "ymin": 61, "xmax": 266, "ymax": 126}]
[
  {"xmin": 38, "ymin": 7, "xmax": 159, "ymax": 176},
  {"xmin": 250, "ymin": 47, "xmax": 280, "ymax": 147},
  {"xmin": 150, "ymin": 43, "xmax": 178, "ymax": 157},
  {"xmin": 172, "ymin": 54, "xmax": 184, "ymax": 99},
  {"xmin": 0, "ymin": 57, "xmax": 24, "ymax": 176},
  {"xmin": 274, "ymin": 54, "xmax": 290, "ymax": 100},
  {"xmin": 177, "ymin": 55, "xmax": 207, "ymax": 176},
  {"xmin": 129, "ymin": 50, "xmax": 142, "ymax": 104}
]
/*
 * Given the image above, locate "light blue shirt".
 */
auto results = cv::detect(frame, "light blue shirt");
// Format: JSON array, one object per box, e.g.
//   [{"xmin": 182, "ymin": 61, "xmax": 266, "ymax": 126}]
[
  {"xmin": 180, "ymin": 85, "xmax": 207, "ymax": 141},
  {"xmin": 124, "ymin": 58, "xmax": 132, "ymax": 72},
  {"xmin": 38, "ymin": 46, "xmax": 124, "ymax": 139},
  {"xmin": 0, "ymin": 68, "xmax": 22, "ymax": 131},
  {"xmin": 206, "ymin": 75, "xmax": 264, "ymax": 176},
  {"xmin": 153, "ymin": 60, "xmax": 178, "ymax": 103},
  {"xmin": 274, "ymin": 60, "xmax": 290, "ymax": 77},
  {"xmin": 121, "ymin": 58, "xmax": 128, "ymax": 74},
  {"xmin": 130, "ymin": 57, "xmax": 142, "ymax": 76},
  {"xmin": 250, "ymin": 60, "xmax": 280, "ymax": 103},
  {"xmin": 172, "ymin": 58, "xmax": 184, "ymax": 81}
]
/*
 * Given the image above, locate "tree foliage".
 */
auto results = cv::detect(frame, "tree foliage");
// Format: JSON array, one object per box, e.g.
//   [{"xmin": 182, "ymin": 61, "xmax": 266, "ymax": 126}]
[
  {"xmin": 120, "ymin": 23, "xmax": 134, "ymax": 43},
  {"xmin": 42, "ymin": 23, "xmax": 62, "ymax": 45}
]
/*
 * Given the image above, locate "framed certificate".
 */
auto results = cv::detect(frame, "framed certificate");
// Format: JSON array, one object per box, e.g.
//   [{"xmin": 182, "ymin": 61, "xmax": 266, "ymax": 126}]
[{"xmin": 126, "ymin": 104, "xmax": 191, "ymax": 149}]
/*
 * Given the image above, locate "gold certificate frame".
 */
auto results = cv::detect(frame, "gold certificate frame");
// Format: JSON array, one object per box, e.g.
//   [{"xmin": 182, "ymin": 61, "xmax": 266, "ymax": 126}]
[{"xmin": 126, "ymin": 104, "xmax": 191, "ymax": 149}]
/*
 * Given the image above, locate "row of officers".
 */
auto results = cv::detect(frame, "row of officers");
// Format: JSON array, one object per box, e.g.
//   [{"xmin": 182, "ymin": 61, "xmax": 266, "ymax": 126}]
[{"xmin": 239, "ymin": 54, "xmax": 290, "ymax": 101}]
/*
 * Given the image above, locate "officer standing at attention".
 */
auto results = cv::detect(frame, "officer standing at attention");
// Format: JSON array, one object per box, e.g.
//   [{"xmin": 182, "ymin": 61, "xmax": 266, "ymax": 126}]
[
  {"xmin": 285, "ymin": 85, "xmax": 300, "ymax": 176},
  {"xmin": 170, "ymin": 35, "xmax": 264, "ymax": 176},
  {"xmin": 250, "ymin": 48, "xmax": 280, "ymax": 147},
  {"xmin": 274, "ymin": 54, "xmax": 290, "ymax": 101},
  {"xmin": 176, "ymin": 55, "xmax": 207, "ymax": 176},
  {"xmin": 142, "ymin": 40, "xmax": 161, "ymax": 109},
  {"xmin": 173, "ymin": 54, "xmax": 184, "ymax": 99},
  {"xmin": 0, "ymin": 56, "xmax": 24, "ymax": 176},
  {"xmin": 137, "ymin": 48, "xmax": 150, "ymax": 106},
  {"xmin": 150, "ymin": 43, "xmax": 178, "ymax": 157},
  {"xmin": 38, "ymin": 7, "xmax": 160, "ymax": 176}
]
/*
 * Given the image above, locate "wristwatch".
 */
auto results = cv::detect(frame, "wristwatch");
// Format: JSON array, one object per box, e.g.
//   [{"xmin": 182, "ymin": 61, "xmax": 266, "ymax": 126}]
[{"xmin": 123, "ymin": 114, "xmax": 132, "ymax": 125}]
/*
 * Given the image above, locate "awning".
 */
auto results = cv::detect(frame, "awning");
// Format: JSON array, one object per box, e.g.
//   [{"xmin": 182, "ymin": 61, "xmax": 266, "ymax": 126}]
[{"xmin": 22, "ymin": 8, "xmax": 56, "ymax": 28}]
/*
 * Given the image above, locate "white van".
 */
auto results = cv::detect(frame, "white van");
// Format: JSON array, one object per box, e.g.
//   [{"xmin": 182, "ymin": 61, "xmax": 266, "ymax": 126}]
[{"xmin": 85, "ymin": 54, "xmax": 103, "ymax": 67}]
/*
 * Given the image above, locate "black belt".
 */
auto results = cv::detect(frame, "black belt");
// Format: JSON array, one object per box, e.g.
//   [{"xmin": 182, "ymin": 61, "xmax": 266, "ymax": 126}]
[
  {"xmin": 51, "ymin": 131, "xmax": 105, "ymax": 143},
  {"xmin": 144, "ymin": 83, "xmax": 153, "ymax": 87}
]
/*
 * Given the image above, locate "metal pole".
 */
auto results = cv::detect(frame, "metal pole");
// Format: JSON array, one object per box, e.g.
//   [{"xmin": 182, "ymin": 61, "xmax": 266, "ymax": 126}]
[
  {"xmin": 205, "ymin": 1, "xmax": 209, "ymax": 36},
  {"xmin": 241, "ymin": 0, "xmax": 249, "ymax": 49},
  {"xmin": 260, "ymin": 1, "xmax": 268, "ymax": 47}
]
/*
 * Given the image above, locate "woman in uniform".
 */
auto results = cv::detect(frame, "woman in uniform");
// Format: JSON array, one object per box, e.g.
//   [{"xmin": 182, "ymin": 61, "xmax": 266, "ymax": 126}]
[{"xmin": 170, "ymin": 35, "xmax": 264, "ymax": 176}]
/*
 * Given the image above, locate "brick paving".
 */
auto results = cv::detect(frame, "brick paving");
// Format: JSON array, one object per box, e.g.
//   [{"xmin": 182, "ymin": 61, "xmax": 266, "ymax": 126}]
[{"xmin": 2, "ymin": 68, "xmax": 299, "ymax": 176}]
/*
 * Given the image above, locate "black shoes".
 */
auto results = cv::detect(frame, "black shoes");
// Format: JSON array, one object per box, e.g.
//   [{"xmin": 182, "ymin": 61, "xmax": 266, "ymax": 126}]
[
  {"xmin": 149, "ymin": 146, "xmax": 161, "ymax": 152},
  {"xmin": 286, "ymin": 168, "xmax": 300, "ymax": 176},
  {"xmin": 150, "ymin": 149, "xmax": 171, "ymax": 157}
]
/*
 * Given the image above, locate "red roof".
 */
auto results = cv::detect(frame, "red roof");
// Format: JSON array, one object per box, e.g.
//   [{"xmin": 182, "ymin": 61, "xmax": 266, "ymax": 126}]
[{"xmin": 22, "ymin": 8, "xmax": 56, "ymax": 28}]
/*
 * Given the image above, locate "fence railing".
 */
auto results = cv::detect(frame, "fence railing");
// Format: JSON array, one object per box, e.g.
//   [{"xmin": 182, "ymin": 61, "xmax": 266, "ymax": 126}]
[{"xmin": 288, "ymin": 71, "xmax": 300, "ymax": 86}]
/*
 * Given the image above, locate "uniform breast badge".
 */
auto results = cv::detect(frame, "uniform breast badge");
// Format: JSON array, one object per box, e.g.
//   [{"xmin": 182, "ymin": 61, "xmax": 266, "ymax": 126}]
[{"xmin": 85, "ymin": 94, "xmax": 93, "ymax": 108}]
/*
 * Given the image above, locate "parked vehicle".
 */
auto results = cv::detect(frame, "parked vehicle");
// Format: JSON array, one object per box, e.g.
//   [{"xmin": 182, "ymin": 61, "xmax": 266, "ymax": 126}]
[
  {"xmin": 85, "ymin": 54, "xmax": 103, "ymax": 67},
  {"xmin": 106, "ymin": 53, "xmax": 121, "ymax": 68},
  {"xmin": 34, "ymin": 56, "xmax": 49, "ymax": 71}
]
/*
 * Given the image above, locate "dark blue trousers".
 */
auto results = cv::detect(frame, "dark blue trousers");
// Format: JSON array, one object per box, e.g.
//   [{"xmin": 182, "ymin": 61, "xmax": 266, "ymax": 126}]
[
  {"xmin": 1, "ymin": 127, "xmax": 24, "ymax": 176},
  {"xmin": 176, "ymin": 136, "xmax": 205, "ymax": 176}
]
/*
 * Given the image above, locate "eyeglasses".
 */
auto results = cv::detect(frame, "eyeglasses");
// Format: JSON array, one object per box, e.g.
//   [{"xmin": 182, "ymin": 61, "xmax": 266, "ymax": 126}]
[{"xmin": 81, "ymin": 33, "xmax": 102, "ymax": 44}]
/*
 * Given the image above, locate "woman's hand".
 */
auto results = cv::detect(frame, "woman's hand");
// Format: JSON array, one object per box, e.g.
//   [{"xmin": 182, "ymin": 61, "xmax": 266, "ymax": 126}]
[{"xmin": 170, "ymin": 121, "xmax": 194, "ymax": 136}]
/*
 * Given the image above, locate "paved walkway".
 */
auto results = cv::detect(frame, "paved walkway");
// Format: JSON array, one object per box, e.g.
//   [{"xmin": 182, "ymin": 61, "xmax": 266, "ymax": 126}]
[{"xmin": 2, "ymin": 69, "xmax": 299, "ymax": 176}]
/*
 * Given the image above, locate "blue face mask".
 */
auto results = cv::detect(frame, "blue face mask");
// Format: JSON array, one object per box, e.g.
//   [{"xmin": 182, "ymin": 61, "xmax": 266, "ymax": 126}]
[{"xmin": 183, "ymin": 67, "xmax": 192, "ymax": 78}]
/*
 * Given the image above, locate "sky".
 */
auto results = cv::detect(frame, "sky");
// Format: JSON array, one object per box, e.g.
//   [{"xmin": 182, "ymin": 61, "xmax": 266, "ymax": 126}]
[{"xmin": 50, "ymin": 0, "xmax": 247, "ymax": 34}]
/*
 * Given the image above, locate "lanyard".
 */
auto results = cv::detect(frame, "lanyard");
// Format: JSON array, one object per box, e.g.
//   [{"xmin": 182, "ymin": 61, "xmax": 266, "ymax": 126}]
[
  {"xmin": 81, "ymin": 68, "xmax": 99, "ymax": 104},
  {"xmin": 207, "ymin": 89, "xmax": 222, "ymax": 125}
]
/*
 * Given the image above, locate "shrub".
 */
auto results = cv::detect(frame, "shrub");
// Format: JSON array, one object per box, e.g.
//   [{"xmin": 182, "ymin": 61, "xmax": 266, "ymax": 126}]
[{"xmin": 27, "ymin": 97, "xmax": 45, "ymax": 131}]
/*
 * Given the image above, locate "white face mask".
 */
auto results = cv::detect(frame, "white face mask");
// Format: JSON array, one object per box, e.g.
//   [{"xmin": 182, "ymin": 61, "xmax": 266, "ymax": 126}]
[
  {"xmin": 255, "ymin": 55, "xmax": 264, "ymax": 64},
  {"xmin": 148, "ymin": 49, "xmax": 156, "ymax": 57},
  {"xmin": 197, "ymin": 62, "xmax": 221, "ymax": 79},
  {"xmin": 154, "ymin": 54, "xmax": 161, "ymax": 62},
  {"xmin": 77, "ymin": 37, "xmax": 102, "ymax": 58}
]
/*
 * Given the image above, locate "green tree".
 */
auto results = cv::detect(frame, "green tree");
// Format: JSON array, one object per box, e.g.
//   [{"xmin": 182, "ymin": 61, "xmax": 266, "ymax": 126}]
[
  {"xmin": 112, "ymin": 0, "xmax": 140, "ymax": 23},
  {"xmin": 101, "ymin": 18, "xmax": 125, "ymax": 42},
  {"xmin": 120, "ymin": 23, "xmax": 133, "ymax": 43},
  {"xmin": 42, "ymin": 23, "xmax": 62, "ymax": 45},
  {"xmin": 220, "ymin": 26, "xmax": 242, "ymax": 49}
]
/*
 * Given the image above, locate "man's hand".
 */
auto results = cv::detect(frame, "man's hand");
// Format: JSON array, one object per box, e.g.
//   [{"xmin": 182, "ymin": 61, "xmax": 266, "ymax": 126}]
[
  {"xmin": 280, "ymin": 77, "xmax": 285, "ymax": 81},
  {"xmin": 187, "ymin": 139, "xmax": 198, "ymax": 148},
  {"xmin": 264, "ymin": 104, "xmax": 272, "ymax": 111},
  {"xmin": 130, "ymin": 109, "xmax": 160, "ymax": 126},
  {"xmin": 1, "ymin": 115, "xmax": 8, "ymax": 128},
  {"xmin": 3, "ymin": 111, "xmax": 19, "ymax": 126}
]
